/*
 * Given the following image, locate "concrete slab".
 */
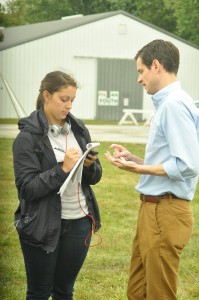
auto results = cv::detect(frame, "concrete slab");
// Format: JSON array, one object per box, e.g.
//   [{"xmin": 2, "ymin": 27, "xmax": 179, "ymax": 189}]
[{"xmin": 0, "ymin": 124, "xmax": 149, "ymax": 144}]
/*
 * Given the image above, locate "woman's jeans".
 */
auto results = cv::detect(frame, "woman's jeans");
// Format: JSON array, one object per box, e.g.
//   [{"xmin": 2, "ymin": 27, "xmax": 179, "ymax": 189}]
[{"xmin": 20, "ymin": 216, "xmax": 92, "ymax": 300}]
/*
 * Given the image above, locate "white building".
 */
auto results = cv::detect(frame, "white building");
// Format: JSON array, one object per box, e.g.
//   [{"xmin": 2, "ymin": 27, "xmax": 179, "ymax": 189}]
[{"xmin": 0, "ymin": 10, "xmax": 199, "ymax": 120}]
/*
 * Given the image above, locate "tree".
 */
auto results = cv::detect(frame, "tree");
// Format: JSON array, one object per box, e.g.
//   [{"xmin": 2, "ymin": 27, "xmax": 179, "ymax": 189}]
[
  {"xmin": 0, "ymin": 0, "xmax": 198, "ymax": 46},
  {"xmin": 0, "ymin": 30, "xmax": 4, "ymax": 41},
  {"xmin": 67, "ymin": 0, "xmax": 111, "ymax": 14},
  {"xmin": 133, "ymin": 0, "xmax": 177, "ymax": 34},
  {"xmin": 0, "ymin": 0, "xmax": 26, "ymax": 26},
  {"xmin": 67, "ymin": 0, "xmax": 136, "ymax": 15},
  {"xmin": 164, "ymin": 0, "xmax": 199, "ymax": 45},
  {"xmin": 23, "ymin": 0, "xmax": 72, "ymax": 23},
  {"xmin": 0, "ymin": 0, "xmax": 72, "ymax": 25}
]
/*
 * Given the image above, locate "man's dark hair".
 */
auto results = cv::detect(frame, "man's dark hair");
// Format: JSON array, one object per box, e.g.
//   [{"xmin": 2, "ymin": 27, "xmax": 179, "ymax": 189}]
[{"xmin": 135, "ymin": 39, "xmax": 180, "ymax": 74}]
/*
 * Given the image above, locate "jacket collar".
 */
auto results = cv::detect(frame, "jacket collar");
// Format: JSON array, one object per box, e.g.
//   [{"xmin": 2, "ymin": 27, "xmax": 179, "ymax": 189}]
[{"xmin": 38, "ymin": 109, "xmax": 85, "ymax": 135}]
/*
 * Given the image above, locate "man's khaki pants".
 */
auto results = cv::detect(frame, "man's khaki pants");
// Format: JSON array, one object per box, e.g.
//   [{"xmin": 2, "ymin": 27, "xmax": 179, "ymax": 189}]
[{"xmin": 127, "ymin": 198, "xmax": 194, "ymax": 300}]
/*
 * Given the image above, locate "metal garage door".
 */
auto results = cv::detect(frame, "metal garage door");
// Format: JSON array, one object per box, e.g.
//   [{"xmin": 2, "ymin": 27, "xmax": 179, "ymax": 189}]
[{"xmin": 96, "ymin": 58, "xmax": 143, "ymax": 121}]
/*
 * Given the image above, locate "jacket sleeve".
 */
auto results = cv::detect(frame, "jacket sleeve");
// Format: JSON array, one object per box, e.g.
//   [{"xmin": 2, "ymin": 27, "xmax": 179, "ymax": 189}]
[
  {"xmin": 83, "ymin": 158, "xmax": 102, "ymax": 185},
  {"xmin": 13, "ymin": 131, "xmax": 69, "ymax": 202}
]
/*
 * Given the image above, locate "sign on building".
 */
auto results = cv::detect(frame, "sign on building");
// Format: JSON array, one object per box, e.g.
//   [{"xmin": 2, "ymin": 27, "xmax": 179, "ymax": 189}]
[{"xmin": 98, "ymin": 90, "xmax": 119, "ymax": 106}]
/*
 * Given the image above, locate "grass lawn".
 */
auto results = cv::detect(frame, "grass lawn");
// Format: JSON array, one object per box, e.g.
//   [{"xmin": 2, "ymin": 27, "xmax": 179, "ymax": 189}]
[
  {"xmin": 0, "ymin": 138, "xmax": 199, "ymax": 299},
  {"xmin": 0, "ymin": 119, "xmax": 119, "ymax": 125}
]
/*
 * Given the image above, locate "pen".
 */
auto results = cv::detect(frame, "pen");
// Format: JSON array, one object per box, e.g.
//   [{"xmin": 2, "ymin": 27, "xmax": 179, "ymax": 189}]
[{"xmin": 54, "ymin": 147, "xmax": 65, "ymax": 153}]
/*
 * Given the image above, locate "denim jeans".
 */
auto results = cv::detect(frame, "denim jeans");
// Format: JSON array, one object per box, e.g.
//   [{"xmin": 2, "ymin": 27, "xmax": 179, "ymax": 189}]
[{"xmin": 20, "ymin": 216, "xmax": 92, "ymax": 300}]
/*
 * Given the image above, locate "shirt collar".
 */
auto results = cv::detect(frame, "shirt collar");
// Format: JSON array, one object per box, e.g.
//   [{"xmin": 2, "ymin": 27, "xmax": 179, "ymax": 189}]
[{"xmin": 152, "ymin": 81, "xmax": 181, "ymax": 109}]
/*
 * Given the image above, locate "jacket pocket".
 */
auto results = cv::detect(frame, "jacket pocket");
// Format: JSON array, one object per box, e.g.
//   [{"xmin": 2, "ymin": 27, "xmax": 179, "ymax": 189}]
[
  {"xmin": 15, "ymin": 206, "xmax": 48, "ymax": 243},
  {"xmin": 15, "ymin": 212, "xmax": 38, "ymax": 238}
]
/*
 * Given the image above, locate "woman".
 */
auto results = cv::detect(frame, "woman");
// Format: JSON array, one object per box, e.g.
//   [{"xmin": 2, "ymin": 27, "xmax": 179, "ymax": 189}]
[{"xmin": 13, "ymin": 71, "xmax": 102, "ymax": 300}]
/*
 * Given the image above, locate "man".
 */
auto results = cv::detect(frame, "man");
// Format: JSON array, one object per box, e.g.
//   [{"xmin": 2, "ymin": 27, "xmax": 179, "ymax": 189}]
[{"xmin": 105, "ymin": 39, "xmax": 199, "ymax": 300}]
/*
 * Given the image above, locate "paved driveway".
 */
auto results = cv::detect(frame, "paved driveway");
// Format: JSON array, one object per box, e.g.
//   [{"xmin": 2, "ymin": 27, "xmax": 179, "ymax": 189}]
[{"xmin": 0, "ymin": 124, "xmax": 149, "ymax": 144}]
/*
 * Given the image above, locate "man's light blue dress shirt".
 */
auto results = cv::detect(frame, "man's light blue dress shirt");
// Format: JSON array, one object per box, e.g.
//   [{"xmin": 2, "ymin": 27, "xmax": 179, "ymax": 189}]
[{"xmin": 136, "ymin": 81, "xmax": 199, "ymax": 200}]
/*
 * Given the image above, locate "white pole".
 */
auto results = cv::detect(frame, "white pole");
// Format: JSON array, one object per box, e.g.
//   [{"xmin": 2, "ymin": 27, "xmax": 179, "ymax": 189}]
[{"xmin": 0, "ymin": 73, "xmax": 27, "ymax": 118}]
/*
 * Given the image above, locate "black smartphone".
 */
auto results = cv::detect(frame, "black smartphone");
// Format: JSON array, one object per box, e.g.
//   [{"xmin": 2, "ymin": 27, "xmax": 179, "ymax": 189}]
[{"xmin": 86, "ymin": 150, "xmax": 98, "ymax": 159}]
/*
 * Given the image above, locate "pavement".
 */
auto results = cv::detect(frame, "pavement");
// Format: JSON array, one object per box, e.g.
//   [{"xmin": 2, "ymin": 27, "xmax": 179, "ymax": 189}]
[{"xmin": 0, "ymin": 124, "xmax": 149, "ymax": 144}]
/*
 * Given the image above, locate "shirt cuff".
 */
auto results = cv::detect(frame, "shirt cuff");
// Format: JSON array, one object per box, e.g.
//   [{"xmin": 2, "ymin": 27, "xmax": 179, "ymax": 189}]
[{"xmin": 163, "ymin": 159, "xmax": 185, "ymax": 181}]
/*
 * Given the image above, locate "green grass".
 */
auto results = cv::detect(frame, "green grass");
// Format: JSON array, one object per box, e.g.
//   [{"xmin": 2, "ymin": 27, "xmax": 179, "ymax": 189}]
[
  {"xmin": 0, "ymin": 119, "xmax": 19, "ymax": 124},
  {"xmin": 0, "ymin": 119, "xmax": 146, "ymax": 126},
  {"xmin": 0, "ymin": 119, "xmax": 119, "ymax": 125},
  {"xmin": 0, "ymin": 139, "xmax": 199, "ymax": 299}
]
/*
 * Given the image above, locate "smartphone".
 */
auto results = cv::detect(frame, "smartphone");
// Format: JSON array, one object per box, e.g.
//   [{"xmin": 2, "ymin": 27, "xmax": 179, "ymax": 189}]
[{"xmin": 86, "ymin": 150, "xmax": 98, "ymax": 159}]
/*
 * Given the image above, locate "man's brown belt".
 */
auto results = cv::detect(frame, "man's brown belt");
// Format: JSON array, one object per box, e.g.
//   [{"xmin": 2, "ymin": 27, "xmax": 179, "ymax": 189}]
[{"xmin": 140, "ymin": 193, "xmax": 179, "ymax": 203}]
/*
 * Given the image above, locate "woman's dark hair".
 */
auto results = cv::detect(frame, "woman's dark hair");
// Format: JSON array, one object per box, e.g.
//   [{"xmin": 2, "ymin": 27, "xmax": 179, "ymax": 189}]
[
  {"xmin": 36, "ymin": 71, "xmax": 78, "ymax": 109},
  {"xmin": 134, "ymin": 39, "xmax": 180, "ymax": 74}
]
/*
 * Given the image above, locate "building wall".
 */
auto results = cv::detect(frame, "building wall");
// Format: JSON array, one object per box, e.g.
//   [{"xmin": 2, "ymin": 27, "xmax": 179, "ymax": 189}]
[{"xmin": 0, "ymin": 13, "xmax": 199, "ymax": 119}]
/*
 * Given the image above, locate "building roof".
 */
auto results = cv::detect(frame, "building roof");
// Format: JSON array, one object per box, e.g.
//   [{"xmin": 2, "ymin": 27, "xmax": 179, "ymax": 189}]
[{"xmin": 0, "ymin": 10, "xmax": 198, "ymax": 51}]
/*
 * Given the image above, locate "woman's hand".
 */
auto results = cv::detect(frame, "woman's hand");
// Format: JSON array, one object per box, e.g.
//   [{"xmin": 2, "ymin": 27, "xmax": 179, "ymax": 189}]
[
  {"xmin": 61, "ymin": 148, "xmax": 80, "ymax": 173},
  {"xmin": 83, "ymin": 153, "xmax": 97, "ymax": 168}
]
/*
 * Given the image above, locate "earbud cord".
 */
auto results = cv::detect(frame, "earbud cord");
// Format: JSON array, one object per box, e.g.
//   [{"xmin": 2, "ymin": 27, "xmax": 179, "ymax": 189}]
[
  {"xmin": 66, "ymin": 133, "xmax": 102, "ymax": 247},
  {"xmin": 77, "ymin": 182, "xmax": 102, "ymax": 248}
]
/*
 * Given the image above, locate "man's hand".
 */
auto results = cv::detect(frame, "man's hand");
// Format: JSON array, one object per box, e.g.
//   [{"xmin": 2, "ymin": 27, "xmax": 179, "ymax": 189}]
[
  {"xmin": 108, "ymin": 144, "xmax": 144, "ymax": 164},
  {"xmin": 105, "ymin": 151, "xmax": 138, "ymax": 172},
  {"xmin": 109, "ymin": 144, "xmax": 132, "ymax": 161}
]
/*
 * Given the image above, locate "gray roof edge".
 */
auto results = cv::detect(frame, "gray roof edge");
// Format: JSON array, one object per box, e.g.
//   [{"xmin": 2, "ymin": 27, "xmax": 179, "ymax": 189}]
[
  {"xmin": 0, "ymin": 11, "xmax": 120, "ymax": 51},
  {"xmin": 0, "ymin": 23, "xmax": 83, "ymax": 51},
  {"xmin": 0, "ymin": 10, "xmax": 198, "ymax": 51}
]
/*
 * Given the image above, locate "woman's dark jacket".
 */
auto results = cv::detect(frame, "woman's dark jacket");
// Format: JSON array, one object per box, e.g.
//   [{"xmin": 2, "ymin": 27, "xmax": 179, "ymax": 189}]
[{"xmin": 13, "ymin": 109, "xmax": 102, "ymax": 252}]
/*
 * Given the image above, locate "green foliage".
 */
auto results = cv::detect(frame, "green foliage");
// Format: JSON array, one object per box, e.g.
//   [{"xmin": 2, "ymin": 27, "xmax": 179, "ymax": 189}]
[
  {"xmin": 22, "ymin": 0, "xmax": 71, "ymax": 24},
  {"xmin": 0, "ymin": 29, "xmax": 4, "ymax": 41},
  {"xmin": 0, "ymin": 139, "xmax": 199, "ymax": 299},
  {"xmin": 133, "ymin": 0, "xmax": 177, "ymax": 33},
  {"xmin": 164, "ymin": 0, "xmax": 199, "ymax": 46},
  {"xmin": 0, "ymin": 0, "xmax": 198, "ymax": 45},
  {"xmin": 0, "ymin": 0, "xmax": 26, "ymax": 26},
  {"xmin": 67, "ymin": 0, "xmax": 111, "ymax": 15}
]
